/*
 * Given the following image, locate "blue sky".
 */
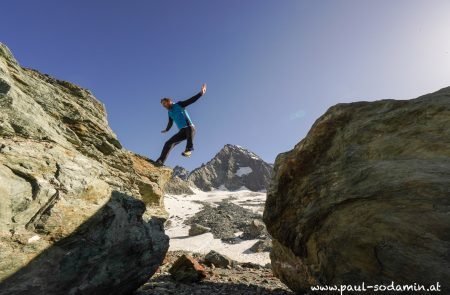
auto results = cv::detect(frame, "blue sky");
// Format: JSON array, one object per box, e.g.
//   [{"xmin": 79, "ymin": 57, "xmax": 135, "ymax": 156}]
[{"xmin": 2, "ymin": 0, "xmax": 450, "ymax": 170}]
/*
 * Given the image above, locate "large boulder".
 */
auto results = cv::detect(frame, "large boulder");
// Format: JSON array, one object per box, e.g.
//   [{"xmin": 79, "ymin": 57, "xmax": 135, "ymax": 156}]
[
  {"xmin": 263, "ymin": 88, "xmax": 450, "ymax": 293},
  {"xmin": 0, "ymin": 43, "xmax": 172, "ymax": 294}
]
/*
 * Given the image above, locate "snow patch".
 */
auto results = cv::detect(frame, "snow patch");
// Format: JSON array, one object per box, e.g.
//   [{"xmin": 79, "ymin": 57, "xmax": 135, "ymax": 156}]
[
  {"xmin": 236, "ymin": 166, "xmax": 252, "ymax": 177},
  {"xmin": 236, "ymin": 186, "xmax": 250, "ymax": 191},
  {"xmin": 218, "ymin": 184, "xmax": 228, "ymax": 191}
]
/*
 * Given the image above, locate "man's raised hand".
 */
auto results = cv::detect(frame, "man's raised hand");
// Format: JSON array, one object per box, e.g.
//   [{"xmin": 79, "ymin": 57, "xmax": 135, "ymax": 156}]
[{"xmin": 201, "ymin": 83, "xmax": 207, "ymax": 95}]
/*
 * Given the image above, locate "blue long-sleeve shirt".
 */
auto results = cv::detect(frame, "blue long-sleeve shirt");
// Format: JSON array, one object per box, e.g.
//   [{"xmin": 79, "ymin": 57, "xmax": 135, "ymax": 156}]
[{"xmin": 165, "ymin": 91, "xmax": 203, "ymax": 131}]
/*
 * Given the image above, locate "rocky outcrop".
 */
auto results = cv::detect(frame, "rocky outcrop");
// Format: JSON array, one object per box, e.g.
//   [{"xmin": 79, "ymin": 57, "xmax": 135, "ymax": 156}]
[
  {"xmin": 172, "ymin": 165, "xmax": 189, "ymax": 180},
  {"xmin": 0, "ymin": 43, "xmax": 171, "ymax": 294},
  {"xmin": 164, "ymin": 175, "xmax": 195, "ymax": 195},
  {"xmin": 164, "ymin": 166, "xmax": 195, "ymax": 195},
  {"xmin": 263, "ymin": 88, "xmax": 450, "ymax": 293},
  {"xmin": 188, "ymin": 144, "xmax": 273, "ymax": 191}
]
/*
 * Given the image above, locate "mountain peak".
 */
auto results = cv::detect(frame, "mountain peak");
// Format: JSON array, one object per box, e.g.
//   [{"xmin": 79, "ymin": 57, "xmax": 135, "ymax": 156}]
[
  {"xmin": 220, "ymin": 144, "xmax": 261, "ymax": 160},
  {"xmin": 188, "ymin": 144, "xmax": 272, "ymax": 192}
]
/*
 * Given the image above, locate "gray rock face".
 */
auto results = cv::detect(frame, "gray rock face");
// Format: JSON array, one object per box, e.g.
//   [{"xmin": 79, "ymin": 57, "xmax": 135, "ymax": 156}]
[
  {"xmin": 0, "ymin": 43, "xmax": 172, "ymax": 294},
  {"xmin": 188, "ymin": 144, "xmax": 273, "ymax": 191},
  {"xmin": 164, "ymin": 166, "xmax": 195, "ymax": 195},
  {"xmin": 164, "ymin": 175, "xmax": 195, "ymax": 195},
  {"xmin": 263, "ymin": 87, "xmax": 450, "ymax": 293},
  {"xmin": 172, "ymin": 165, "xmax": 189, "ymax": 180}
]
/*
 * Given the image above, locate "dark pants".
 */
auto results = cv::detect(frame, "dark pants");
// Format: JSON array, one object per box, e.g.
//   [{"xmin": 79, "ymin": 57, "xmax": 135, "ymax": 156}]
[{"xmin": 157, "ymin": 126, "xmax": 196, "ymax": 164}]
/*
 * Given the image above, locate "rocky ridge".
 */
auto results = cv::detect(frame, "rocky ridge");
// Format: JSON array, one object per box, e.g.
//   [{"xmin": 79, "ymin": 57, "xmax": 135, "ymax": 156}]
[{"xmin": 164, "ymin": 166, "xmax": 194, "ymax": 195}]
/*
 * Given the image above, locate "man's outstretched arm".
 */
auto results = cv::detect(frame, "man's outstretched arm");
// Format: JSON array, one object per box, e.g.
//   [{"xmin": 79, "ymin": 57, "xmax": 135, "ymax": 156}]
[
  {"xmin": 178, "ymin": 83, "xmax": 207, "ymax": 108},
  {"xmin": 161, "ymin": 116, "xmax": 173, "ymax": 133}
]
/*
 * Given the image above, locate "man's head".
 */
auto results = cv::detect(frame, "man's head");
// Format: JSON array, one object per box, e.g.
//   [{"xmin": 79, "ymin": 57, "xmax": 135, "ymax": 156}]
[{"xmin": 160, "ymin": 98, "xmax": 173, "ymax": 109}]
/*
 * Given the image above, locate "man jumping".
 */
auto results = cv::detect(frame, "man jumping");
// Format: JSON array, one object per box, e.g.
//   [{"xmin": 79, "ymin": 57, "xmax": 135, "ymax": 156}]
[{"xmin": 155, "ymin": 83, "xmax": 207, "ymax": 166}]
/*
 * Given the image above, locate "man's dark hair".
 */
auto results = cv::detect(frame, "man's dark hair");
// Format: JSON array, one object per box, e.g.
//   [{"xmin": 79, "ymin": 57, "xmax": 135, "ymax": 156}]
[{"xmin": 160, "ymin": 97, "xmax": 172, "ymax": 104}]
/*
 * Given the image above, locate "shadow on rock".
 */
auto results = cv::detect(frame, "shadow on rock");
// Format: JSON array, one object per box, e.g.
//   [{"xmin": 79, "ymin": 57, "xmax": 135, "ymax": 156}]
[{"xmin": 0, "ymin": 191, "xmax": 169, "ymax": 295}]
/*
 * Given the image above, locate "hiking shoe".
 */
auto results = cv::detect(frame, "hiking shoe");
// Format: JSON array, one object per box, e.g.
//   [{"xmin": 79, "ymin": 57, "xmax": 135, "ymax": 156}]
[
  {"xmin": 181, "ymin": 150, "xmax": 192, "ymax": 157},
  {"xmin": 154, "ymin": 159, "xmax": 165, "ymax": 167}
]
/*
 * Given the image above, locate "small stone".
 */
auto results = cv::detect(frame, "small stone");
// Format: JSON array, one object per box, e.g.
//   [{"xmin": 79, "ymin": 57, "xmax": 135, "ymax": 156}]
[
  {"xmin": 242, "ymin": 219, "xmax": 267, "ymax": 239},
  {"xmin": 205, "ymin": 250, "xmax": 234, "ymax": 268},
  {"xmin": 241, "ymin": 262, "xmax": 262, "ymax": 269},
  {"xmin": 169, "ymin": 254, "xmax": 207, "ymax": 283},
  {"xmin": 249, "ymin": 239, "xmax": 272, "ymax": 253},
  {"xmin": 188, "ymin": 223, "xmax": 211, "ymax": 236}
]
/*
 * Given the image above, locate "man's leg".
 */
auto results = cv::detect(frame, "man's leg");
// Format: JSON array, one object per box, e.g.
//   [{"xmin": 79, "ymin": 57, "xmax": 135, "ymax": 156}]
[
  {"xmin": 185, "ymin": 126, "xmax": 196, "ymax": 151},
  {"xmin": 156, "ymin": 129, "xmax": 187, "ymax": 164}
]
